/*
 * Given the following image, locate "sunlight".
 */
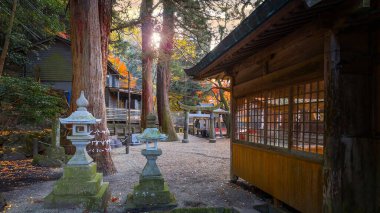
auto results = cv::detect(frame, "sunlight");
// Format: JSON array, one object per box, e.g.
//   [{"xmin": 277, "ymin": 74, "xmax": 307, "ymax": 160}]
[{"xmin": 152, "ymin": 32, "xmax": 161, "ymax": 48}]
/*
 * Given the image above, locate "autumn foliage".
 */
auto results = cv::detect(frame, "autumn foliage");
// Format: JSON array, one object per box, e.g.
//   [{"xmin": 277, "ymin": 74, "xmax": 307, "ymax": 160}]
[{"xmin": 108, "ymin": 54, "xmax": 137, "ymax": 89}]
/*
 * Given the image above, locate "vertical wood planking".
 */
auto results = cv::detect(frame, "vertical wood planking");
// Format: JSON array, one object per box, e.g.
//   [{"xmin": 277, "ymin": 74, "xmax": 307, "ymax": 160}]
[{"xmin": 232, "ymin": 143, "xmax": 322, "ymax": 213}]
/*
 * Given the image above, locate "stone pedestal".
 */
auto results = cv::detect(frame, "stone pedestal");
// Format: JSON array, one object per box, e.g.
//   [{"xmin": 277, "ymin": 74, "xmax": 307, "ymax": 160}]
[
  {"xmin": 44, "ymin": 163, "xmax": 110, "ymax": 211},
  {"xmin": 125, "ymin": 149, "xmax": 176, "ymax": 211},
  {"xmin": 182, "ymin": 110, "xmax": 189, "ymax": 143},
  {"xmin": 209, "ymin": 112, "xmax": 216, "ymax": 143}
]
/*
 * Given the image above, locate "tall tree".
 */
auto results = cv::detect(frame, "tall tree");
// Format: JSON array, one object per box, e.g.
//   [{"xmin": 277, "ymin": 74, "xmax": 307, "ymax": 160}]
[
  {"xmin": 140, "ymin": 0, "xmax": 154, "ymax": 129},
  {"xmin": 0, "ymin": 0, "xmax": 17, "ymax": 76},
  {"xmin": 98, "ymin": 0, "xmax": 113, "ymax": 87},
  {"xmin": 156, "ymin": 0, "xmax": 179, "ymax": 141},
  {"xmin": 70, "ymin": 0, "xmax": 116, "ymax": 175}
]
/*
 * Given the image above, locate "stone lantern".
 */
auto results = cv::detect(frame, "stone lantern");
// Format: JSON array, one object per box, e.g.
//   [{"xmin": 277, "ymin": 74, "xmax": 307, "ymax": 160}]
[
  {"xmin": 125, "ymin": 114, "xmax": 177, "ymax": 211},
  {"xmin": 45, "ymin": 91, "xmax": 110, "ymax": 211}
]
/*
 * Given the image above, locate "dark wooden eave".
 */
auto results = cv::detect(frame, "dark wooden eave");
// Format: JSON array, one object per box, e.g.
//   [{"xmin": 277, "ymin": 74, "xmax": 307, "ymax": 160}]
[{"xmin": 185, "ymin": 0, "xmax": 343, "ymax": 80}]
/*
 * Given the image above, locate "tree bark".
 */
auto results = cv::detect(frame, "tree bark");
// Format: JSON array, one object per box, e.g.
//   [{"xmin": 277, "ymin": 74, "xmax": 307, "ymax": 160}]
[
  {"xmin": 0, "ymin": 0, "xmax": 18, "ymax": 76},
  {"xmin": 141, "ymin": 0, "xmax": 154, "ymax": 129},
  {"xmin": 156, "ymin": 0, "xmax": 179, "ymax": 141},
  {"xmin": 98, "ymin": 0, "xmax": 113, "ymax": 88},
  {"xmin": 69, "ymin": 0, "xmax": 116, "ymax": 175},
  {"xmin": 218, "ymin": 80, "xmax": 231, "ymax": 138}
]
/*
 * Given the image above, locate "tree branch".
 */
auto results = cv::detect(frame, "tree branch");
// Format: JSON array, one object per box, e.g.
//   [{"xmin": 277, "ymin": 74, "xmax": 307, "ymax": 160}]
[{"xmin": 111, "ymin": 0, "xmax": 162, "ymax": 31}]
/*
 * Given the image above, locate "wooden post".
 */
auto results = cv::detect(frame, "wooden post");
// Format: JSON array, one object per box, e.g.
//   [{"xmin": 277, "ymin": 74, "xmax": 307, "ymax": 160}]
[
  {"xmin": 323, "ymin": 30, "xmax": 376, "ymax": 212},
  {"xmin": 182, "ymin": 110, "xmax": 189, "ymax": 143},
  {"xmin": 126, "ymin": 70, "xmax": 131, "ymax": 154},
  {"xmin": 117, "ymin": 90, "xmax": 120, "ymax": 108},
  {"xmin": 230, "ymin": 77, "xmax": 238, "ymax": 182}
]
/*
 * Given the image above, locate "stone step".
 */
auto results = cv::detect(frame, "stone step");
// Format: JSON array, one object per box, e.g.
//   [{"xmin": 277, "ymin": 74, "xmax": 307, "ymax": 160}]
[
  {"xmin": 45, "ymin": 181, "xmax": 110, "ymax": 210},
  {"xmin": 53, "ymin": 173, "xmax": 103, "ymax": 196},
  {"xmin": 62, "ymin": 163, "xmax": 97, "ymax": 180}
]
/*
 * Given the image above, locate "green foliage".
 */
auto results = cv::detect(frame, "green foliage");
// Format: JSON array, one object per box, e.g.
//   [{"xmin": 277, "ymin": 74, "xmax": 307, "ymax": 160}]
[
  {"xmin": 0, "ymin": 0, "xmax": 67, "ymax": 65},
  {"xmin": 0, "ymin": 77, "xmax": 67, "ymax": 129},
  {"xmin": 110, "ymin": 29, "xmax": 142, "ymax": 89},
  {"xmin": 0, "ymin": 130, "xmax": 50, "ymax": 156},
  {"xmin": 169, "ymin": 59, "xmax": 212, "ymax": 111}
]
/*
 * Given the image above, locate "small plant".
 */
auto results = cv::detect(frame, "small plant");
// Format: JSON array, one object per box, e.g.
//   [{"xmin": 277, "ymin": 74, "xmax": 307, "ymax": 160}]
[{"xmin": 0, "ymin": 76, "xmax": 67, "ymax": 130}]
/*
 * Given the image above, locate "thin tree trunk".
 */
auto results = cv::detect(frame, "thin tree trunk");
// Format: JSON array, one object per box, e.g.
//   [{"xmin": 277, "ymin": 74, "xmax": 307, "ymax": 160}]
[
  {"xmin": 0, "ymin": 0, "xmax": 18, "ymax": 76},
  {"xmin": 141, "ymin": 0, "xmax": 154, "ymax": 129},
  {"xmin": 218, "ymin": 80, "xmax": 231, "ymax": 137},
  {"xmin": 69, "ymin": 0, "xmax": 116, "ymax": 175},
  {"xmin": 156, "ymin": 0, "xmax": 179, "ymax": 141}
]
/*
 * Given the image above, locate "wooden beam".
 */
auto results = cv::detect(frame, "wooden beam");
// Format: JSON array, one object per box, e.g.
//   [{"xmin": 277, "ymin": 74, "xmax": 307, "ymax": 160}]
[{"xmin": 233, "ymin": 55, "xmax": 323, "ymax": 98}]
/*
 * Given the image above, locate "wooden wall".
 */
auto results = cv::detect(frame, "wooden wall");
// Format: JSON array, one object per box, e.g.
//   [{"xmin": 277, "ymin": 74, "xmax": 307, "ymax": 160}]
[
  {"xmin": 232, "ymin": 24, "xmax": 325, "ymax": 98},
  {"xmin": 232, "ymin": 143, "xmax": 323, "ymax": 213},
  {"xmin": 230, "ymin": 22, "xmax": 325, "ymax": 212},
  {"xmin": 25, "ymin": 41, "xmax": 72, "ymax": 81},
  {"xmin": 376, "ymin": 24, "xmax": 380, "ymax": 213}
]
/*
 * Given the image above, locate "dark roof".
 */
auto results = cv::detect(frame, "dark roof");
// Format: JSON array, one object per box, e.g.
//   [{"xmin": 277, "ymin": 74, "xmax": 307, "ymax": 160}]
[
  {"xmin": 29, "ymin": 35, "xmax": 125, "ymax": 79},
  {"xmin": 185, "ymin": 0, "xmax": 343, "ymax": 79}
]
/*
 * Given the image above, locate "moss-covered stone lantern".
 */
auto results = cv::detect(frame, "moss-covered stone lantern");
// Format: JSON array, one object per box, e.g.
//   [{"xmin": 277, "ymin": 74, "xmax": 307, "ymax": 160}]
[
  {"xmin": 125, "ymin": 114, "xmax": 177, "ymax": 211},
  {"xmin": 45, "ymin": 91, "xmax": 110, "ymax": 211}
]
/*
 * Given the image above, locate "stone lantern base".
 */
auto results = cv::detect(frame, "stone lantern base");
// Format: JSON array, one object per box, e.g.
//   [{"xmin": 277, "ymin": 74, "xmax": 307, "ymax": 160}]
[
  {"xmin": 44, "ymin": 163, "xmax": 110, "ymax": 211},
  {"xmin": 125, "ymin": 149, "xmax": 177, "ymax": 211}
]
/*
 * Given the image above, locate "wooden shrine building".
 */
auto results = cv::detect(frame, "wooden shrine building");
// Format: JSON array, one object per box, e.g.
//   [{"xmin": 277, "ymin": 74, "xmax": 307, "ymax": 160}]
[{"xmin": 185, "ymin": 0, "xmax": 379, "ymax": 212}]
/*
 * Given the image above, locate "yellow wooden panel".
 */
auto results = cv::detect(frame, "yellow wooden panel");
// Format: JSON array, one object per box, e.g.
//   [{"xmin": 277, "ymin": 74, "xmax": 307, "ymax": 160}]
[{"xmin": 232, "ymin": 143, "xmax": 322, "ymax": 213}]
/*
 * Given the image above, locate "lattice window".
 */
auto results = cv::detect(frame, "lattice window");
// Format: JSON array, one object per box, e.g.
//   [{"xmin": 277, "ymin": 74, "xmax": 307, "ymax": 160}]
[
  {"xmin": 267, "ymin": 88, "xmax": 290, "ymax": 148},
  {"xmin": 235, "ymin": 98, "xmax": 247, "ymax": 141},
  {"xmin": 247, "ymin": 92, "xmax": 265, "ymax": 144},
  {"xmin": 234, "ymin": 79, "xmax": 324, "ymax": 155},
  {"xmin": 292, "ymin": 80, "xmax": 324, "ymax": 154}
]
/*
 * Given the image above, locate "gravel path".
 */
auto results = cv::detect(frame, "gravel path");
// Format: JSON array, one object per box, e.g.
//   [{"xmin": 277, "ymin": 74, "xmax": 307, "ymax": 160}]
[{"xmin": 3, "ymin": 135, "xmax": 264, "ymax": 212}]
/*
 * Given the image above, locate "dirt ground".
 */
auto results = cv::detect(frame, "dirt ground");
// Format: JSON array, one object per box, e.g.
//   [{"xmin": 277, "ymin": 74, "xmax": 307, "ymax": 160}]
[{"xmin": 2, "ymin": 135, "xmax": 265, "ymax": 212}]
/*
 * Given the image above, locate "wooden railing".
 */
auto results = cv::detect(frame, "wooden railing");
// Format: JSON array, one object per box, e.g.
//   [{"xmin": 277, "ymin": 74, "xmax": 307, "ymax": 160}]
[{"xmin": 106, "ymin": 108, "xmax": 141, "ymax": 123}]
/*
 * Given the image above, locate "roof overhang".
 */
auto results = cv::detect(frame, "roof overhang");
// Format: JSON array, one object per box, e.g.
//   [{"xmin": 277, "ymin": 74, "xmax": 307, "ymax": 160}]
[{"xmin": 185, "ymin": 0, "xmax": 343, "ymax": 80}]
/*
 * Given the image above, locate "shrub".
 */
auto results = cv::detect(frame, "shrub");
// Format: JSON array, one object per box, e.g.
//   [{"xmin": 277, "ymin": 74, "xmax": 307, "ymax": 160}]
[{"xmin": 0, "ymin": 76, "xmax": 67, "ymax": 130}]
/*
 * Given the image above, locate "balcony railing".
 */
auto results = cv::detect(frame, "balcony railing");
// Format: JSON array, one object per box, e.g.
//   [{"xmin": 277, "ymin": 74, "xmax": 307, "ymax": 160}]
[{"xmin": 106, "ymin": 108, "xmax": 141, "ymax": 123}]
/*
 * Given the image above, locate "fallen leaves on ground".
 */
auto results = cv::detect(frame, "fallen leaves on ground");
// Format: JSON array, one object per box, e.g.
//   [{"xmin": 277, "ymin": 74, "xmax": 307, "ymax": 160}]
[
  {"xmin": 0, "ymin": 159, "xmax": 62, "ymax": 192},
  {"xmin": 111, "ymin": 196, "xmax": 120, "ymax": 203}
]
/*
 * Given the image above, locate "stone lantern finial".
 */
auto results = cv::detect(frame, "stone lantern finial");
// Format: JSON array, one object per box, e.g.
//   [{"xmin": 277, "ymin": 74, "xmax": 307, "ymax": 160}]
[
  {"xmin": 146, "ymin": 114, "xmax": 157, "ymax": 128},
  {"xmin": 76, "ymin": 91, "xmax": 89, "ymax": 111}
]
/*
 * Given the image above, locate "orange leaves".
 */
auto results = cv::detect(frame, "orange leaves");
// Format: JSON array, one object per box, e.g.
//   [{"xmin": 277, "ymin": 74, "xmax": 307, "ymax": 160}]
[
  {"xmin": 108, "ymin": 54, "xmax": 137, "ymax": 89},
  {"xmin": 0, "ymin": 159, "xmax": 62, "ymax": 191},
  {"xmin": 109, "ymin": 54, "xmax": 129, "ymax": 76}
]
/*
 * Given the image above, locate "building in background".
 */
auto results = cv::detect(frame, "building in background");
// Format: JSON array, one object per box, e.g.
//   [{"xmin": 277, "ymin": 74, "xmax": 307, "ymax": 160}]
[{"xmin": 21, "ymin": 36, "xmax": 141, "ymax": 123}]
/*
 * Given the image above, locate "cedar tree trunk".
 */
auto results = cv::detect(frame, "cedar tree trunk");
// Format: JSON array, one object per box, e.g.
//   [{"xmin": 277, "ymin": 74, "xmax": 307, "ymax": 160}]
[
  {"xmin": 0, "ymin": 0, "xmax": 17, "ymax": 76},
  {"xmin": 69, "ymin": 0, "xmax": 116, "ymax": 175},
  {"xmin": 156, "ymin": 0, "xmax": 179, "ymax": 141},
  {"xmin": 98, "ymin": 0, "xmax": 112, "ymax": 87},
  {"xmin": 140, "ymin": 0, "xmax": 154, "ymax": 129}
]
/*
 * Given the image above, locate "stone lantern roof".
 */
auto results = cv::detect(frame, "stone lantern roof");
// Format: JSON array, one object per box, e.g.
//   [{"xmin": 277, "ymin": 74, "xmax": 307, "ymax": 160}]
[
  {"xmin": 60, "ymin": 91, "xmax": 101, "ymax": 124},
  {"xmin": 137, "ymin": 114, "xmax": 167, "ymax": 141}
]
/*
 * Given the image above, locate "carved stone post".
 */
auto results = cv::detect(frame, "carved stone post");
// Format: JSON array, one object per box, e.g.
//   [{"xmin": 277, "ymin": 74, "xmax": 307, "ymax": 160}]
[
  {"xmin": 182, "ymin": 110, "xmax": 189, "ymax": 143},
  {"xmin": 209, "ymin": 112, "xmax": 216, "ymax": 143},
  {"xmin": 218, "ymin": 114, "xmax": 223, "ymax": 137}
]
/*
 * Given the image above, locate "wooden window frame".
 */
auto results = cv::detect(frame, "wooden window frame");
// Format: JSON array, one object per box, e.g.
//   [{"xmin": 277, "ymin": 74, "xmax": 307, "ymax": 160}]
[{"xmin": 233, "ymin": 78, "xmax": 325, "ymax": 157}]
